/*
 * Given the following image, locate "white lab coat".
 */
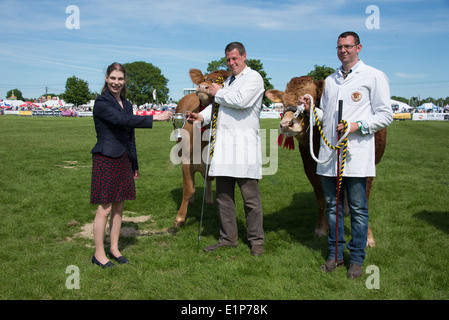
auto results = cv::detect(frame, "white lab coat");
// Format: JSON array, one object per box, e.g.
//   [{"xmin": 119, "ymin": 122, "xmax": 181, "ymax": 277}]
[
  {"xmin": 316, "ymin": 60, "xmax": 393, "ymax": 177},
  {"xmin": 200, "ymin": 66, "xmax": 265, "ymax": 179}
]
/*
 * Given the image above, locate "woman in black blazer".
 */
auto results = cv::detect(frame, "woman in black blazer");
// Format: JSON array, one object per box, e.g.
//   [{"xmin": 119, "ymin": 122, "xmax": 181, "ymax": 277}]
[{"xmin": 90, "ymin": 62, "xmax": 171, "ymax": 268}]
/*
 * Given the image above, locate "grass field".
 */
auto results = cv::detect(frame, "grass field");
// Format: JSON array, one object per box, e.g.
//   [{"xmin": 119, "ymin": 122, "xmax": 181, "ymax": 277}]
[{"xmin": 0, "ymin": 115, "xmax": 448, "ymax": 302}]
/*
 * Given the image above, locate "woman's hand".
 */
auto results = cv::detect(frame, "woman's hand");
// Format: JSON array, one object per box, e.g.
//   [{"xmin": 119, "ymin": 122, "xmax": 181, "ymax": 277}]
[{"xmin": 153, "ymin": 111, "xmax": 172, "ymax": 121}]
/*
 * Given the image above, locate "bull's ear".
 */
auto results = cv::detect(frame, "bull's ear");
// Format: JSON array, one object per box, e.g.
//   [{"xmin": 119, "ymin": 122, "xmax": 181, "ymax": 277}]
[
  {"xmin": 219, "ymin": 70, "xmax": 231, "ymax": 80},
  {"xmin": 189, "ymin": 69, "xmax": 204, "ymax": 85},
  {"xmin": 316, "ymin": 80, "xmax": 325, "ymax": 100},
  {"xmin": 265, "ymin": 89, "xmax": 284, "ymax": 103}
]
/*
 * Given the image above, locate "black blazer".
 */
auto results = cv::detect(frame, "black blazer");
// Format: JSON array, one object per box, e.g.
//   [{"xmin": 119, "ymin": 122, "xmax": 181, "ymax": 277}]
[{"xmin": 91, "ymin": 88, "xmax": 153, "ymax": 171}]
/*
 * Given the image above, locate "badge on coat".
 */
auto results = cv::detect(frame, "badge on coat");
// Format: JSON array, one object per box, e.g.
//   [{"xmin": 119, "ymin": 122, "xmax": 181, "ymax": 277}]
[{"xmin": 351, "ymin": 91, "xmax": 362, "ymax": 102}]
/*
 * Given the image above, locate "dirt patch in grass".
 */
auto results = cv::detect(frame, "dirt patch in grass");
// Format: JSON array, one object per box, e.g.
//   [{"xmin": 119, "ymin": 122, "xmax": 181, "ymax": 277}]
[
  {"xmin": 56, "ymin": 161, "xmax": 90, "ymax": 169},
  {"xmin": 67, "ymin": 211, "xmax": 177, "ymax": 242}
]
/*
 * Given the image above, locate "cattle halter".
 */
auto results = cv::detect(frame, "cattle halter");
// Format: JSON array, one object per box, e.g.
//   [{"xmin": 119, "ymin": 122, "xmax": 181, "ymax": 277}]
[
  {"xmin": 298, "ymin": 94, "xmax": 349, "ymax": 167},
  {"xmin": 277, "ymin": 104, "xmax": 307, "ymax": 150},
  {"xmin": 285, "ymin": 104, "xmax": 306, "ymax": 119}
]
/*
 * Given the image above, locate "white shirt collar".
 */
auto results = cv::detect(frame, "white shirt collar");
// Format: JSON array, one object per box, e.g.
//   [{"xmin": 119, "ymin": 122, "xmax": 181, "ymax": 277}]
[
  {"xmin": 233, "ymin": 66, "xmax": 249, "ymax": 79},
  {"xmin": 339, "ymin": 60, "xmax": 362, "ymax": 74}
]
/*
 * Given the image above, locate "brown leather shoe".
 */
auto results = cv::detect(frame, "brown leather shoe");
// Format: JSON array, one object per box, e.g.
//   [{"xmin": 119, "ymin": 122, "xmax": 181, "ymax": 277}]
[
  {"xmin": 320, "ymin": 259, "xmax": 344, "ymax": 272},
  {"xmin": 251, "ymin": 245, "xmax": 264, "ymax": 256},
  {"xmin": 347, "ymin": 264, "xmax": 363, "ymax": 279}
]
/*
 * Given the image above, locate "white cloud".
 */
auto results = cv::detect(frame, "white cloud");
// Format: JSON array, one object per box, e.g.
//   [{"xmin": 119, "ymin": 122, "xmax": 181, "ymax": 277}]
[
  {"xmin": 1, "ymin": 0, "xmax": 448, "ymax": 100},
  {"xmin": 78, "ymin": 0, "xmax": 352, "ymax": 32},
  {"xmin": 395, "ymin": 72, "xmax": 428, "ymax": 79}
]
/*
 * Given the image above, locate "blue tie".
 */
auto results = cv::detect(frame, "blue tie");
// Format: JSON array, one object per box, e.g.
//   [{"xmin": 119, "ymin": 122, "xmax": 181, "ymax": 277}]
[{"xmin": 228, "ymin": 75, "xmax": 235, "ymax": 85}]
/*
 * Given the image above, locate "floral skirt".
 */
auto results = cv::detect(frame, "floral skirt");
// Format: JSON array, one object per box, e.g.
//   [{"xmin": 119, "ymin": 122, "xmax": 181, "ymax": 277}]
[{"xmin": 90, "ymin": 152, "xmax": 136, "ymax": 204}]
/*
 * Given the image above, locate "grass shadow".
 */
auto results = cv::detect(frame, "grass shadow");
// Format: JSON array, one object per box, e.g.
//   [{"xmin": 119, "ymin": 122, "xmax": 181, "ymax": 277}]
[
  {"xmin": 264, "ymin": 192, "xmax": 328, "ymax": 258},
  {"xmin": 413, "ymin": 210, "xmax": 449, "ymax": 235},
  {"xmin": 170, "ymin": 185, "xmax": 331, "ymax": 253}
]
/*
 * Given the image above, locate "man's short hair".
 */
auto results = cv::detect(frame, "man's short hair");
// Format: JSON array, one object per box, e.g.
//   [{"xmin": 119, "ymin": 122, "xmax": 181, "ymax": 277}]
[
  {"xmin": 338, "ymin": 31, "xmax": 360, "ymax": 45},
  {"xmin": 225, "ymin": 42, "xmax": 246, "ymax": 56}
]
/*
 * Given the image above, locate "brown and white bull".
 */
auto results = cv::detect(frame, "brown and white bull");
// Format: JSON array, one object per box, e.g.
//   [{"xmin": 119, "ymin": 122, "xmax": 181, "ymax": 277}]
[
  {"xmin": 172, "ymin": 69, "xmax": 230, "ymax": 227},
  {"xmin": 266, "ymin": 76, "xmax": 386, "ymax": 247}
]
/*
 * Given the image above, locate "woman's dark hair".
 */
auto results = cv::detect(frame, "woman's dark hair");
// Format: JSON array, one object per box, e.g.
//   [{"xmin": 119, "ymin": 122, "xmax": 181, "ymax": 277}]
[{"xmin": 101, "ymin": 62, "xmax": 128, "ymax": 98}]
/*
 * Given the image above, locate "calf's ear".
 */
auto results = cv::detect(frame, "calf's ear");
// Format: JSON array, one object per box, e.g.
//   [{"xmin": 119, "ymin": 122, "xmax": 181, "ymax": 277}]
[
  {"xmin": 189, "ymin": 69, "xmax": 205, "ymax": 85},
  {"xmin": 265, "ymin": 89, "xmax": 284, "ymax": 103}
]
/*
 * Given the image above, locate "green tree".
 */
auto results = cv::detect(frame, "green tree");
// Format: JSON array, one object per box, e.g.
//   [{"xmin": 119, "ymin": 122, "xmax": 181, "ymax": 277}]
[
  {"xmin": 6, "ymin": 89, "xmax": 24, "ymax": 101},
  {"xmin": 123, "ymin": 61, "xmax": 169, "ymax": 105},
  {"xmin": 63, "ymin": 76, "xmax": 91, "ymax": 106},
  {"xmin": 207, "ymin": 57, "xmax": 274, "ymax": 105},
  {"xmin": 391, "ymin": 96, "xmax": 409, "ymax": 104},
  {"xmin": 410, "ymin": 97, "xmax": 419, "ymax": 107},
  {"xmin": 207, "ymin": 58, "xmax": 227, "ymax": 73},
  {"xmin": 307, "ymin": 64, "xmax": 336, "ymax": 81}
]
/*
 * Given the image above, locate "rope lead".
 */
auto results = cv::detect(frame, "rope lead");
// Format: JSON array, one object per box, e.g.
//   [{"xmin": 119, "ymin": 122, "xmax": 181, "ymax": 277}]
[{"xmin": 306, "ymin": 94, "xmax": 348, "ymax": 189}]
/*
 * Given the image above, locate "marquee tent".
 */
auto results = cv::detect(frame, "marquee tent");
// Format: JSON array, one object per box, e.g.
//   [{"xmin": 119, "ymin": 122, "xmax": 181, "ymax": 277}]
[
  {"xmin": 0, "ymin": 100, "xmax": 11, "ymax": 108},
  {"xmin": 40, "ymin": 99, "xmax": 64, "ymax": 108},
  {"xmin": 391, "ymin": 99, "xmax": 412, "ymax": 112},
  {"xmin": 1, "ymin": 99, "xmax": 24, "ymax": 107},
  {"xmin": 417, "ymin": 102, "xmax": 439, "ymax": 111}
]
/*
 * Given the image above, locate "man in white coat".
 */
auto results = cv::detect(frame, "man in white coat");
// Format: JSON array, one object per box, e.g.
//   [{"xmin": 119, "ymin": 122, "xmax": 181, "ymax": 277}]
[
  {"xmin": 300, "ymin": 32, "xmax": 393, "ymax": 278},
  {"xmin": 188, "ymin": 42, "xmax": 265, "ymax": 256}
]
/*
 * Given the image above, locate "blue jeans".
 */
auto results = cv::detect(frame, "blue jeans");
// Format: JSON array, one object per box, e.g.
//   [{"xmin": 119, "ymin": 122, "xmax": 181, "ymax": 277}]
[{"xmin": 321, "ymin": 176, "xmax": 369, "ymax": 266}]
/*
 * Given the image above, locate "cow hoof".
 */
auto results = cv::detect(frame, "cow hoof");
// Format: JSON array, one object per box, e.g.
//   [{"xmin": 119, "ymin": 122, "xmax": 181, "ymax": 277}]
[
  {"xmin": 173, "ymin": 221, "xmax": 185, "ymax": 228},
  {"xmin": 314, "ymin": 228, "xmax": 327, "ymax": 238},
  {"xmin": 366, "ymin": 239, "xmax": 376, "ymax": 248}
]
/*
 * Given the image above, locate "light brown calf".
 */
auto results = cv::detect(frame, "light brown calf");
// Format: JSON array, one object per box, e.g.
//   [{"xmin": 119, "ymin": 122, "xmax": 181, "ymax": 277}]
[{"xmin": 172, "ymin": 69, "xmax": 230, "ymax": 227}]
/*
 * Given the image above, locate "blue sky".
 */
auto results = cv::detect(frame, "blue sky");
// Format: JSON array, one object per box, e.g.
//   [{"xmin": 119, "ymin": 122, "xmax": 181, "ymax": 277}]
[{"xmin": 1, "ymin": 0, "xmax": 448, "ymax": 102}]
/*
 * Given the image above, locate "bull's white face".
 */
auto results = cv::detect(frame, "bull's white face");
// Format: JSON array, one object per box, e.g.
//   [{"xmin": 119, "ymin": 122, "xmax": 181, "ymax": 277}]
[
  {"xmin": 279, "ymin": 111, "xmax": 304, "ymax": 137},
  {"xmin": 266, "ymin": 76, "xmax": 322, "ymax": 140},
  {"xmin": 275, "ymin": 90, "xmax": 307, "ymax": 137},
  {"xmin": 189, "ymin": 69, "xmax": 230, "ymax": 107},
  {"xmin": 196, "ymin": 82, "xmax": 213, "ymax": 106}
]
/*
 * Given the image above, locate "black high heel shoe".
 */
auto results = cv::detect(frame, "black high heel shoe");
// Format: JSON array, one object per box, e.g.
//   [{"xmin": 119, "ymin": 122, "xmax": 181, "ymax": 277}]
[
  {"xmin": 108, "ymin": 251, "xmax": 129, "ymax": 264},
  {"xmin": 92, "ymin": 255, "xmax": 115, "ymax": 268}
]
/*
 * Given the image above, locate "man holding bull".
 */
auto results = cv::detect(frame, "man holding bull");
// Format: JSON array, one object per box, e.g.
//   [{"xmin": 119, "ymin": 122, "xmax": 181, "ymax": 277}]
[
  {"xmin": 188, "ymin": 42, "xmax": 265, "ymax": 256},
  {"xmin": 300, "ymin": 31, "xmax": 393, "ymax": 278}
]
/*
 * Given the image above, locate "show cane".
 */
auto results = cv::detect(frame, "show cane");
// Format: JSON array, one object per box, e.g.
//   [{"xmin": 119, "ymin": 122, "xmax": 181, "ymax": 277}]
[{"xmin": 335, "ymin": 100, "xmax": 343, "ymax": 265}]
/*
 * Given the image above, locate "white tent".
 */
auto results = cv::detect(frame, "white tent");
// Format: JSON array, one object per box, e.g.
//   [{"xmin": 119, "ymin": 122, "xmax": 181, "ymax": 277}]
[
  {"xmin": 39, "ymin": 99, "xmax": 63, "ymax": 108},
  {"xmin": 417, "ymin": 102, "xmax": 438, "ymax": 111},
  {"xmin": 1, "ymin": 99, "xmax": 24, "ymax": 107},
  {"xmin": 391, "ymin": 99, "xmax": 412, "ymax": 112},
  {"xmin": 79, "ymin": 100, "xmax": 95, "ymax": 107}
]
